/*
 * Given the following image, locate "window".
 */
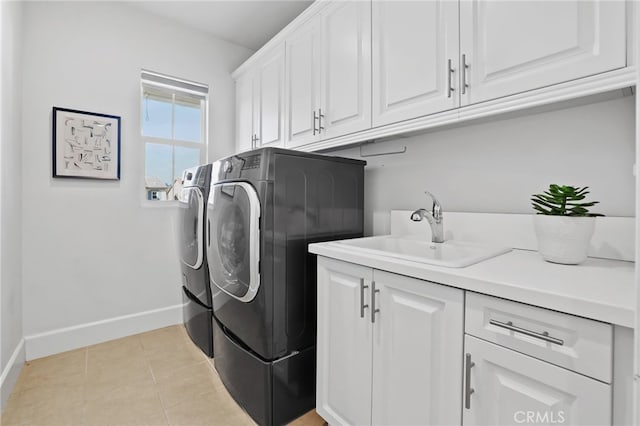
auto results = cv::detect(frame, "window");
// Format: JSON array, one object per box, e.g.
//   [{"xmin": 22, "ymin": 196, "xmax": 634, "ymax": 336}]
[{"xmin": 141, "ymin": 70, "xmax": 208, "ymax": 202}]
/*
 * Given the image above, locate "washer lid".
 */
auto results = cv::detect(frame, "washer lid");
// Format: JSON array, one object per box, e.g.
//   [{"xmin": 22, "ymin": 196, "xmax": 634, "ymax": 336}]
[
  {"xmin": 206, "ymin": 182, "xmax": 261, "ymax": 303},
  {"xmin": 178, "ymin": 187, "xmax": 204, "ymax": 269}
]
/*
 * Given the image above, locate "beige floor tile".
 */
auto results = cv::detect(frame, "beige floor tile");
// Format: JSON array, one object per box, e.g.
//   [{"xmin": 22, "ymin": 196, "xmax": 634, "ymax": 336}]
[
  {"xmin": 88, "ymin": 335, "xmax": 145, "ymax": 361},
  {"xmin": 84, "ymin": 379, "xmax": 158, "ymax": 405},
  {"xmin": 145, "ymin": 343, "xmax": 204, "ymax": 381},
  {"xmin": 86, "ymin": 355, "xmax": 154, "ymax": 387},
  {"xmin": 86, "ymin": 335, "xmax": 154, "ymax": 387},
  {"xmin": 155, "ymin": 361, "xmax": 220, "ymax": 409},
  {"xmin": 164, "ymin": 391, "xmax": 254, "ymax": 426},
  {"xmin": 14, "ymin": 348, "xmax": 86, "ymax": 392},
  {"xmin": 83, "ymin": 385, "xmax": 167, "ymax": 426},
  {"xmin": 2, "ymin": 384, "xmax": 84, "ymax": 425},
  {"xmin": 139, "ymin": 326, "xmax": 187, "ymax": 354},
  {"xmin": 288, "ymin": 410, "xmax": 326, "ymax": 426}
]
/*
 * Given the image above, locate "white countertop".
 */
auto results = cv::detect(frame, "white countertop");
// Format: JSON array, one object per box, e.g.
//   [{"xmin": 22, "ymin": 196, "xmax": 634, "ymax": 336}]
[{"xmin": 308, "ymin": 241, "xmax": 635, "ymax": 328}]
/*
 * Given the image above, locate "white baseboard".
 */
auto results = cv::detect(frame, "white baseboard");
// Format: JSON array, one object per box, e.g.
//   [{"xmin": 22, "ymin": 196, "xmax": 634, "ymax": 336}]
[
  {"xmin": 1, "ymin": 338, "xmax": 25, "ymax": 413},
  {"xmin": 24, "ymin": 304, "xmax": 183, "ymax": 361}
]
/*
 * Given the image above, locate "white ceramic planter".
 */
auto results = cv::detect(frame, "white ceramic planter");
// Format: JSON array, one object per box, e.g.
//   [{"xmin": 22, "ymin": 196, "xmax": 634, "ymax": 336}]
[{"xmin": 533, "ymin": 215, "xmax": 596, "ymax": 264}]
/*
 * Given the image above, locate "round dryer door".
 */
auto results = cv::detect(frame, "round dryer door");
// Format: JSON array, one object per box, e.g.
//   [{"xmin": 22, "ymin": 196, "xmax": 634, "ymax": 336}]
[
  {"xmin": 206, "ymin": 182, "xmax": 260, "ymax": 302},
  {"xmin": 178, "ymin": 187, "xmax": 204, "ymax": 269}
]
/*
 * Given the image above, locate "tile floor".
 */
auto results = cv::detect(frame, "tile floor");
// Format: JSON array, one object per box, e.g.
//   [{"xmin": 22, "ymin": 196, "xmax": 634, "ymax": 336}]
[{"xmin": 1, "ymin": 325, "xmax": 325, "ymax": 426}]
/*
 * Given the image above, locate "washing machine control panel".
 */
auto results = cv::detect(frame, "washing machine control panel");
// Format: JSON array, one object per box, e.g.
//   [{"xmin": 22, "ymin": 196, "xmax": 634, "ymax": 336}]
[
  {"xmin": 241, "ymin": 154, "xmax": 261, "ymax": 170},
  {"xmin": 213, "ymin": 152, "xmax": 264, "ymax": 183}
]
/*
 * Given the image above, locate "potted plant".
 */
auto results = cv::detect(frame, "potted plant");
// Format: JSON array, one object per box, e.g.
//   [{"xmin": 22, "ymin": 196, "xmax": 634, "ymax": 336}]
[{"xmin": 531, "ymin": 184, "xmax": 603, "ymax": 264}]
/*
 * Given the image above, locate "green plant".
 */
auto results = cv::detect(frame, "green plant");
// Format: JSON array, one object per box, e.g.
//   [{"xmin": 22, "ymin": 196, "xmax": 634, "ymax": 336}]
[{"xmin": 531, "ymin": 184, "xmax": 603, "ymax": 216}]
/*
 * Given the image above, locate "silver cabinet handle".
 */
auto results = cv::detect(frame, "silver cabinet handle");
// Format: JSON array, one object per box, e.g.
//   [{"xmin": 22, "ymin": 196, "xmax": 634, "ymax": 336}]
[
  {"xmin": 489, "ymin": 319, "xmax": 565, "ymax": 346},
  {"xmin": 465, "ymin": 353, "xmax": 475, "ymax": 409},
  {"xmin": 313, "ymin": 110, "xmax": 318, "ymax": 135},
  {"xmin": 447, "ymin": 59, "xmax": 455, "ymax": 98},
  {"xmin": 254, "ymin": 134, "xmax": 259, "ymax": 148},
  {"xmin": 370, "ymin": 281, "xmax": 380, "ymax": 323},
  {"xmin": 251, "ymin": 135, "xmax": 255, "ymax": 149},
  {"xmin": 461, "ymin": 54, "xmax": 469, "ymax": 95},
  {"xmin": 318, "ymin": 108, "xmax": 325, "ymax": 132},
  {"xmin": 359, "ymin": 278, "xmax": 369, "ymax": 318}
]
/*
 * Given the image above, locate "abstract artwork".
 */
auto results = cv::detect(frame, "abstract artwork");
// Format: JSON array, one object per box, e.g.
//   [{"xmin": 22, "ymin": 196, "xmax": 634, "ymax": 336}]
[{"xmin": 53, "ymin": 107, "xmax": 121, "ymax": 180}]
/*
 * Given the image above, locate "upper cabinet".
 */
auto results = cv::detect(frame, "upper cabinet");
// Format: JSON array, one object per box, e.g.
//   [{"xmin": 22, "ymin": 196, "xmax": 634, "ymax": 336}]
[
  {"xmin": 235, "ymin": 73, "xmax": 255, "ymax": 153},
  {"xmin": 459, "ymin": 0, "xmax": 627, "ymax": 105},
  {"xmin": 233, "ymin": 0, "xmax": 629, "ymax": 153},
  {"xmin": 286, "ymin": 1, "xmax": 371, "ymax": 148},
  {"xmin": 372, "ymin": 0, "xmax": 460, "ymax": 127},
  {"xmin": 235, "ymin": 47, "xmax": 285, "ymax": 152},
  {"xmin": 320, "ymin": 1, "xmax": 372, "ymax": 140},
  {"xmin": 285, "ymin": 19, "xmax": 322, "ymax": 147}
]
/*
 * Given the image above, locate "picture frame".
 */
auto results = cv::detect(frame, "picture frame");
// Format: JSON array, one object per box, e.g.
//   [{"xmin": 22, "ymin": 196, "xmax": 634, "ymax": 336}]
[{"xmin": 52, "ymin": 107, "xmax": 121, "ymax": 180}]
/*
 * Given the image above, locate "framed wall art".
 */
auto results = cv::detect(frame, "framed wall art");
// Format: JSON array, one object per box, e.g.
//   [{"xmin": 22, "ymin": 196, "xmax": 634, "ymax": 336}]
[{"xmin": 52, "ymin": 107, "xmax": 121, "ymax": 180}]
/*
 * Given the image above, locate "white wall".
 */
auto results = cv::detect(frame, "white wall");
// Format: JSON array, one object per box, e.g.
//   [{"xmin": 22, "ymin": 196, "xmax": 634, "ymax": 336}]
[
  {"xmin": 20, "ymin": 1, "xmax": 252, "ymax": 358},
  {"xmin": 328, "ymin": 95, "xmax": 636, "ymax": 235},
  {"xmin": 1, "ymin": 0, "xmax": 25, "ymax": 411}
]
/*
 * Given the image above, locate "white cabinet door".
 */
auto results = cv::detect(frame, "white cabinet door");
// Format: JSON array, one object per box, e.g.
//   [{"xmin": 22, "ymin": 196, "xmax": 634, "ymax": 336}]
[
  {"xmin": 235, "ymin": 74, "xmax": 254, "ymax": 153},
  {"xmin": 320, "ymin": 0, "xmax": 371, "ymax": 139},
  {"xmin": 316, "ymin": 257, "xmax": 373, "ymax": 426},
  {"xmin": 459, "ymin": 0, "xmax": 626, "ymax": 106},
  {"xmin": 371, "ymin": 271, "xmax": 464, "ymax": 426},
  {"xmin": 372, "ymin": 0, "xmax": 459, "ymax": 127},
  {"xmin": 285, "ymin": 19, "xmax": 322, "ymax": 148},
  {"xmin": 463, "ymin": 335, "xmax": 611, "ymax": 426},
  {"xmin": 257, "ymin": 50, "xmax": 284, "ymax": 148}
]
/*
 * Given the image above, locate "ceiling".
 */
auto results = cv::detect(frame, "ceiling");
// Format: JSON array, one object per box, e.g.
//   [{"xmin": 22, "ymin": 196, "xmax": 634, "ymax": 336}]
[{"xmin": 128, "ymin": 1, "xmax": 314, "ymax": 51}]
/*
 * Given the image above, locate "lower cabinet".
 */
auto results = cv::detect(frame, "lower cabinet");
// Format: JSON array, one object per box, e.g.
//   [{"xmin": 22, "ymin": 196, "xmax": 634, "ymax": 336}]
[
  {"xmin": 316, "ymin": 257, "xmax": 464, "ymax": 426},
  {"xmin": 316, "ymin": 256, "xmax": 616, "ymax": 426},
  {"xmin": 463, "ymin": 335, "xmax": 611, "ymax": 426}
]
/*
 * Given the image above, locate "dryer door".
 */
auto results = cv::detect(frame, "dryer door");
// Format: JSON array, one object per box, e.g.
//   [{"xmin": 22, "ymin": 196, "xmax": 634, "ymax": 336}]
[
  {"xmin": 178, "ymin": 187, "xmax": 204, "ymax": 269},
  {"xmin": 207, "ymin": 182, "xmax": 261, "ymax": 303}
]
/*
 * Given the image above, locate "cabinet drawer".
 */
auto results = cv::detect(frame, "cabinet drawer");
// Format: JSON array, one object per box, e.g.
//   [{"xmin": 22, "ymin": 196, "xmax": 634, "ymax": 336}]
[{"xmin": 465, "ymin": 292, "xmax": 612, "ymax": 382}]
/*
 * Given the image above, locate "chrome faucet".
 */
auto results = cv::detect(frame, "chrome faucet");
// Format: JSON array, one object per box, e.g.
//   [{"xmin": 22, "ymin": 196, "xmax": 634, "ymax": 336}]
[{"xmin": 410, "ymin": 191, "xmax": 444, "ymax": 243}]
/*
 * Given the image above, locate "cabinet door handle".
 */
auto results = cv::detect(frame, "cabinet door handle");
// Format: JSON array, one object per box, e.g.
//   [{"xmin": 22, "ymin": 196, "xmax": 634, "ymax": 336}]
[
  {"xmin": 313, "ymin": 110, "xmax": 318, "ymax": 135},
  {"xmin": 461, "ymin": 54, "xmax": 469, "ymax": 95},
  {"xmin": 447, "ymin": 59, "xmax": 455, "ymax": 98},
  {"xmin": 359, "ymin": 278, "xmax": 369, "ymax": 318},
  {"xmin": 370, "ymin": 281, "xmax": 380, "ymax": 323},
  {"xmin": 254, "ymin": 134, "xmax": 259, "ymax": 148},
  {"xmin": 489, "ymin": 319, "xmax": 565, "ymax": 345},
  {"xmin": 465, "ymin": 353, "xmax": 475, "ymax": 409},
  {"xmin": 318, "ymin": 108, "xmax": 325, "ymax": 132}
]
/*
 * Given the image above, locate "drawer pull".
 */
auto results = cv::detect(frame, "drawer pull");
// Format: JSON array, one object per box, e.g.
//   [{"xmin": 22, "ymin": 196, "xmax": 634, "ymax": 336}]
[
  {"xmin": 489, "ymin": 319, "xmax": 564, "ymax": 346},
  {"xmin": 447, "ymin": 59, "xmax": 454, "ymax": 97},
  {"xmin": 464, "ymin": 353, "xmax": 475, "ymax": 409},
  {"xmin": 359, "ymin": 278, "xmax": 369, "ymax": 319},
  {"xmin": 371, "ymin": 281, "xmax": 380, "ymax": 323}
]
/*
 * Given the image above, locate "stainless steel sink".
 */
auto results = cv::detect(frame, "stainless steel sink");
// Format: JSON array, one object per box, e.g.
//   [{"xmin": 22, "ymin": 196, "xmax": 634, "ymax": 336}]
[{"xmin": 332, "ymin": 235, "xmax": 511, "ymax": 268}]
